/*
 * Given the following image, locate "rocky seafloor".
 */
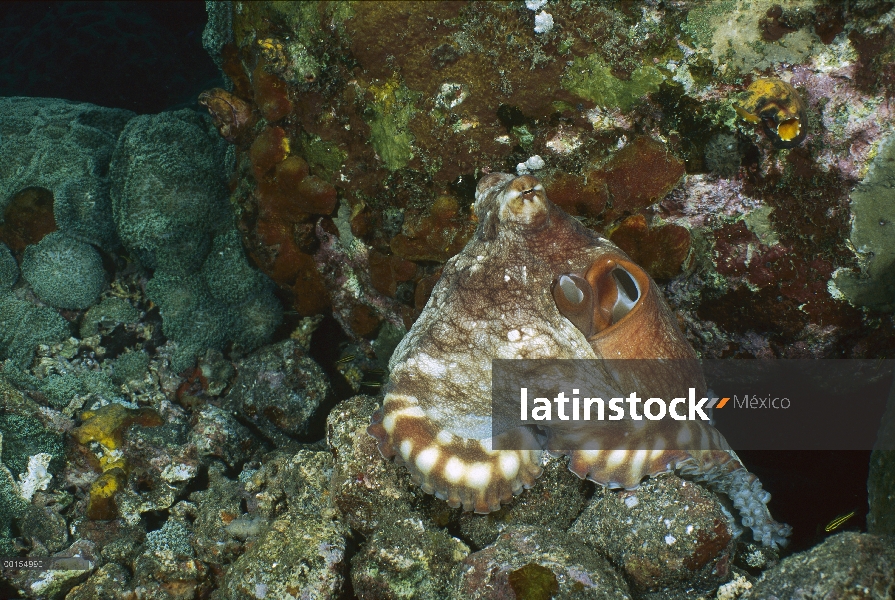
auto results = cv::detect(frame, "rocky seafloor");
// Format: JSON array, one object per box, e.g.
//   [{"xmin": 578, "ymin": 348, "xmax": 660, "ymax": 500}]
[{"xmin": 2, "ymin": 1, "xmax": 895, "ymax": 598}]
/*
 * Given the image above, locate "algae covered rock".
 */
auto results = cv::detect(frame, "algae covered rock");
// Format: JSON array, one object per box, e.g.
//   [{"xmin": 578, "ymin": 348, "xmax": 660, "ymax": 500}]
[
  {"xmin": 351, "ymin": 517, "xmax": 470, "ymax": 600},
  {"xmin": 451, "ymin": 525, "xmax": 631, "ymax": 600},
  {"xmin": 189, "ymin": 404, "xmax": 259, "ymax": 469},
  {"xmin": 571, "ymin": 474, "xmax": 739, "ymax": 596},
  {"xmin": 833, "ymin": 132, "xmax": 895, "ymax": 310},
  {"xmin": 217, "ymin": 510, "xmax": 347, "ymax": 600},
  {"xmin": 0, "ymin": 97, "xmax": 134, "ymax": 251},
  {"xmin": 21, "ymin": 231, "xmax": 106, "ymax": 310},
  {"xmin": 743, "ymin": 532, "xmax": 895, "ymax": 598},
  {"xmin": 326, "ymin": 395, "xmax": 432, "ymax": 536},
  {"xmin": 240, "ymin": 449, "xmax": 334, "ymax": 519},
  {"xmin": 188, "ymin": 463, "xmax": 246, "ymax": 565},
  {"xmin": 457, "ymin": 453, "xmax": 590, "ymax": 550},
  {"xmin": 222, "ymin": 339, "xmax": 329, "ymax": 440},
  {"xmin": 65, "ymin": 563, "xmax": 132, "ymax": 600},
  {"xmin": 130, "ymin": 516, "xmax": 208, "ymax": 599}
]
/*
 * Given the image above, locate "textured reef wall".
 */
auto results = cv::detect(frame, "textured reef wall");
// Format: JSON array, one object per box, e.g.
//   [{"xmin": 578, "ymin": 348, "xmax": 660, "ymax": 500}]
[
  {"xmin": 200, "ymin": 0, "xmax": 895, "ymax": 365},
  {"xmin": 1, "ymin": 1, "xmax": 895, "ymax": 599}
]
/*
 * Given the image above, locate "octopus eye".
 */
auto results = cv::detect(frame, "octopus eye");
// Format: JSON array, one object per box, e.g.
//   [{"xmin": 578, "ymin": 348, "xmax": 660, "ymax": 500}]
[
  {"xmin": 610, "ymin": 266, "xmax": 640, "ymax": 323},
  {"xmin": 552, "ymin": 274, "xmax": 594, "ymax": 336},
  {"xmin": 554, "ymin": 257, "xmax": 651, "ymax": 338}
]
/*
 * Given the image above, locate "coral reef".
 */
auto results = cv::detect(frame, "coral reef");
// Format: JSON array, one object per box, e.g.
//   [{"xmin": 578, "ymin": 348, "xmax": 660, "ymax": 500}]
[
  {"xmin": 21, "ymin": 232, "xmax": 106, "ymax": 310},
  {"xmin": 2, "ymin": 2, "xmax": 895, "ymax": 599},
  {"xmin": 0, "ymin": 97, "xmax": 133, "ymax": 251},
  {"xmin": 110, "ymin": 109, "xmax": 231, "ymax": 271},
  {"xmin": 0, "ymin": 243, "xmax": 17, "ymax": 290}
]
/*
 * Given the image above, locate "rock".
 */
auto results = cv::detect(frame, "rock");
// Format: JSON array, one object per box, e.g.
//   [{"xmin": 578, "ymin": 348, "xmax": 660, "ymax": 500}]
[
  {"xmin": 4, "ymin": 538, "xmax": 98, "ymax": 600},
  {"xmin": 189, "ymin": 404, "xmax": 261, "ymax": 469},
  {"xmin": 188, "ymin": 463, "xmax": 245, "ymax": 565},
  {"xmin": 240, "ymin": 449, "xmax": 335, "ymax": 519},
  {"xmin": 66, "ymin": 562, "xmax": 132, "ymax": 600},
  {"xmin": 216, "ymin": 510, "xmax": 347, "ymax": 600},
  {"xmin": 351, "ymin": 517, "xmax": 469, "ymax": 600},
  {"xmin": 570, "ymin": 474, "xmax": 737, "ymax": 596},
  {"xmin": 457, "ymin": 454, "xmax": 590, "ymax": 549},
  {"xmin": 743, "ymin": 532, "xmax": 895, "ymax": 599},
  {"xmin": 451, "ymin": 525, "xmax": 631, "ymax": 600},
  {"xmin": 326, "ymin": 395, "xmax": 432, "ymax": 536},
  {"xmin": 222, "ymin": 339, "xmax": 329, "ymax": 441},
  {"xmin": 130, "ymin": 517, "xmax": 209, "ymax": 600}
]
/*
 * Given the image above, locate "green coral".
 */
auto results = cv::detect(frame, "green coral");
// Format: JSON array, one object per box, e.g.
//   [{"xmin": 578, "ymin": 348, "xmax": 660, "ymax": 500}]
[
  {"xmin": 562, "ymin": 53, "xmax": 665, "ymax": 111},
  {"xmin": 146, "ymin": 271, "xmax": 234, "ymax": 373},
  {"xmin": 79, "ymin": 296, "xmax": 141, "ymax": 338},
  {"xmin": 149, "ymin": 230, "xmax": 283, "ymax": 372},
  {"xmin": 0, "ymin": 456, "xmax": 26, "ymax": 555},
  {"xmin": 832, "ymin": 133, "xmax": 895, "ymax": 310},
  {"xmin": 38, "ymin": 371, "xmax": 122, "ymax": 410},
  {"xmin": 231, "ymin": 292, "xmax": 283, "ymax": 351},
  {"xmin": 366, "ymin": 79, "xmax": 420, "ymax": 171},
  {"xmin": 0, "ymin": 376, "xmax": 66, "ymax": 554},
  {"xmin": 21, "ymin": 232, "xmax": 106, "ymax": 310},
  {"xmin": 0, "ymin": 293, "xmax": 70, "ymax": 368},
  {"xmin": 201, "ymin": 231, "xmax": 268, "ymax": 305},
  {"xmin": 0, "ymin": 97, "xmax": 134, "ymax": 251},
  {"xmin": 110, "ymin": 109, "xmax": 231, "ymax": 271},
  {"xmin": 0, "ymin": 242, "xmax": 17, "ymax": 290},
  {"xmin": 109, "ymin": 351, "xmax": 150, "ymax": 386},
  {"xmin": 0, "ymin": 414, "xmax": 65, "ymax": 477},
  {"xmin": 200, "ymin": 231, "xmax": 282, "ymax": 351}
]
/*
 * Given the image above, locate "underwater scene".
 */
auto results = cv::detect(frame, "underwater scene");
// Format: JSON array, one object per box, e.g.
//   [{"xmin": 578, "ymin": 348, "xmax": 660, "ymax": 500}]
[{"xmin": 1, "ymin": 0, "xmax": 894, "ymax": 598}]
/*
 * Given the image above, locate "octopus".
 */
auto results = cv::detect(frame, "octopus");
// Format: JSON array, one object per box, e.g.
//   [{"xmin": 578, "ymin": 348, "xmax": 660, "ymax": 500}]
[{"xmin": 368, "ymin": 173, "xmax": 792, "ymax": 548}]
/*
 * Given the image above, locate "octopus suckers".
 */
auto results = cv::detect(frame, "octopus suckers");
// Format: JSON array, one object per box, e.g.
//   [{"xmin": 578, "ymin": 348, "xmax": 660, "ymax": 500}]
[
  {"xmin": 416, "ymin": 447, "xmax": 440, "ymax": 475},
  {"xmin": 444, "ymin": 457, "xmax": 465, "ymax": 483},
  {"xmin": 466, "ymin": 463, "xmax": 492, "ymax": 490},
  {"xmin": 606, "ymin": 449, "xmax": 628, "ymax": 470},
  {"xmin": 499, "ymin": 452, "xmax": 520, "ymax": 479},
  {"xmin": 399, "ymin": 439, "xmax": 414, "ymax": 461}
]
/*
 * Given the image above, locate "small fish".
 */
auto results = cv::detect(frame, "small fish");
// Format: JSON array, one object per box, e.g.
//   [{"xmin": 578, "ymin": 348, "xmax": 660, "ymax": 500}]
[
  {"xmin": 368, "ymin": 368, "xmax": 387, "ymax": 375},
  {"xmin": 361, "ymin": 381, "xmax": 382, "ymax": 388},
  {"xmin": 335, "ymin": 355, "xmax": 356, "ymax": 364},
  {"xmin": 824, "ymin": 510, "xmax": 855, "ymax": 533}
]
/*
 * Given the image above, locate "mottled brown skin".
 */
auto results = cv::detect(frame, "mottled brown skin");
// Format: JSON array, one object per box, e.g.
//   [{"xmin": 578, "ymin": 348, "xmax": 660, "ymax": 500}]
[
  {"xmin": 369, "ymin": 173, "xmax": 791, "ymax": 548},
  {"xmin": 198, "ymin": 88, "xmax": 255, "ymax": 144}
]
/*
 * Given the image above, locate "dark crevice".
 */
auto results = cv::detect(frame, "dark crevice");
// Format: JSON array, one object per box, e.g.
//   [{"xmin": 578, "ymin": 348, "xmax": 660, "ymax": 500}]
[{"xmin": 142, "ymin": 509, "xmax": 170, "ymax": 534}]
